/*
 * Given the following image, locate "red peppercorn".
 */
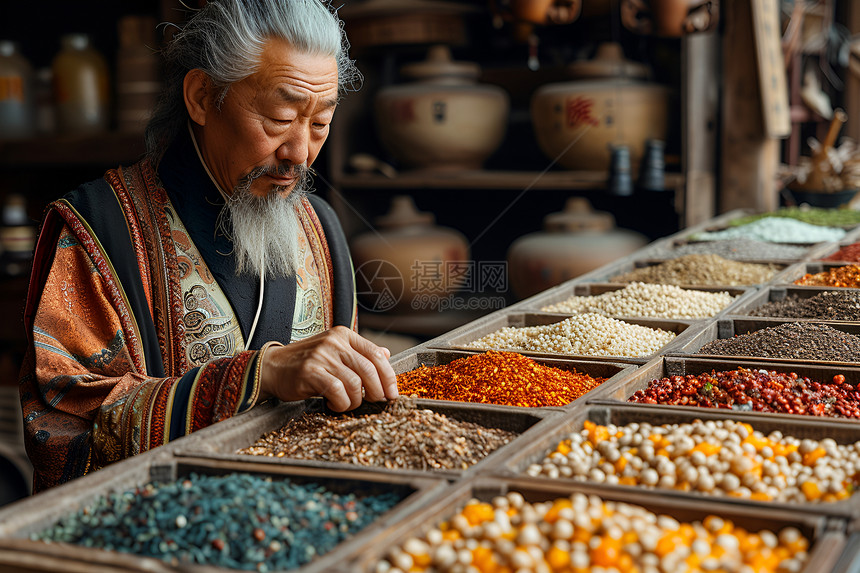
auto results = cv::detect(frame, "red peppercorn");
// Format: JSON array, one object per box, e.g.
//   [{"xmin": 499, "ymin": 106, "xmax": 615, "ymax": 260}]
[{"xmin": 628, "ymin": 367, "xmax": 860, "ymax": 419}]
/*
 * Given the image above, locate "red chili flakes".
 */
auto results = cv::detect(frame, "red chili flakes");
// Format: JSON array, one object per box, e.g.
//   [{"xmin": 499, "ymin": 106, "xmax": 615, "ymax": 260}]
[
  {"xmin": 396, "ymin": 351, "xmax": 606, "ymax": 407},
  {"xmin": 794, "ymin": 264, "xmax": 860, "ymax": 287},
  {"xmin": 822, "ymin": 243, "xmax": 860, "ymax": 263}
]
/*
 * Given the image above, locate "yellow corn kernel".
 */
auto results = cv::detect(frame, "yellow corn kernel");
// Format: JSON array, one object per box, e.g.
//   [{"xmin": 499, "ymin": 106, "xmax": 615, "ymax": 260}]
[
  {"xmin": 547, "ymin": 545, "xmax": 571, "ymax": 569},
  {"xmin": 616, "ymin": 553, "xmax": 635, "ymax": 573},
  {"xmin": 584, "ymin": 420, "xmax": 609, "ymax": 444},
  {"xmin": 543, "ymin": 498, "xmax": 572, "ymax": 523},
  {"xmin": 692, "ymin": 442, "xmax": 720, "ymax": 456},
  {"xmin": 654, "ymin": 534, "xmax": 680, "ymax": 558},
  {"xmin": 801, "ymin": 480, "xmax": 823, "ymax": 501},
  {"xmin": 412, "ymin": 551, "xmax": 432, "ymax": 568},
  {"xmin": 802, "ymin": 447, "xmax": 827, "ymax": 466},
  {"xmin": 466, "ymin": 502, "xmax": 495, "ymax": 525},
  {"xmin": 472, "ymin": 545, "xmax": 497, "ymax": 573},
  {"xmin": 590, "ymin": 537, "xmax": 621, "ymax": 567}
]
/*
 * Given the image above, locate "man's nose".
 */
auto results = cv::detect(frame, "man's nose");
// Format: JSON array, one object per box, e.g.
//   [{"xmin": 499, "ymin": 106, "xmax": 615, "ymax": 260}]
[{"xmin": 275, "ymin": 124, "xmax": 309, "ymax": 166}]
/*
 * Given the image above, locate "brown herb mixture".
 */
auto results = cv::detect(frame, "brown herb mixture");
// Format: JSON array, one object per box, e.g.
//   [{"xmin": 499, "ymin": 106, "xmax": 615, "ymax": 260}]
[{"xmin": 237, "ymin": 398, "xmax": 518, "ymax": 470}]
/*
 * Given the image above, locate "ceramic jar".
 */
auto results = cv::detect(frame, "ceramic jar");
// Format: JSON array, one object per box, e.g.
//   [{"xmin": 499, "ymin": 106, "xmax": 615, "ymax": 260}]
[
  {"xmin": 621, "ymin": 0, "xmax": 719, "ymax": 37},
  {"xmin": 374, "ymin": 45, "xmax": 510, "ymax": 171},
  {"xmin": 530, "ymin": 42, "xmax": 670, "ymax": 172},
  {"xmin": 506, "ymin": 197, "xmax": 647, "ymax": 299},
  {"xmin": 339, "ymin": 0, "xmax": 471, "ymax": 49},
  {"xmin": 350, "ymin": 196, "xmax": 470, "ymax": 313}
]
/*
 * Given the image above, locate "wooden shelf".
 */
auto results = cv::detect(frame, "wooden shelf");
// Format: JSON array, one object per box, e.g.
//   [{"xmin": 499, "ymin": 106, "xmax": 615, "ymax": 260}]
[
  {"xmin": 335, "ymin": 170, "xmax": 685, "ymax": 191},
  {"xmin": 0, "ymin": 132, "xmax": 146, "ymax": 167}
]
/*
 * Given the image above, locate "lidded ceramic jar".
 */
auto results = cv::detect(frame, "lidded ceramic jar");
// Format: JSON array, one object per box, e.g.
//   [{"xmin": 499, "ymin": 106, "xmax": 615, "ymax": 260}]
[
  {"xmin": 350, "ymin": 196, "xmax": 470, "ymax": 313},
  {"xmin": 506, "ymin": 197, "xmax": 647, "ymax": 299},
  {"xmin": 374, "ymin": 45, "xmax": 510, "ymax": 170},
  {"xmin": 530, "ymin": 42, "xmax": 670, "ymax": 172}
]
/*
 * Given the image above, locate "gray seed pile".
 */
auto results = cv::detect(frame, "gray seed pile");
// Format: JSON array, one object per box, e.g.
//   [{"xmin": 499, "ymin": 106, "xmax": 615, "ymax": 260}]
[
  {"xmin": 646, "ymin": 238, "xmax": 810, "ymax": 261},
  {"xmin": 749, "ymin": 291, "xmax": 860, "ymax": 321},
  {"xmin": 689, "ymin": 217, "xmax": 846, "ymax": 244},
  {"xmin": 697, "ymin": 322, "xmax": 860, "ymax": 362},
  {"xmin": 609, "ymin": 254, "xmax": 780, "ymax": 286},
  {"xmin": 33, "ymin": 472, "xmax": 402, "ymax": 571},
  {"xmin": 238, "ymin": 398, "xmax": 518, "ymax": 470}
]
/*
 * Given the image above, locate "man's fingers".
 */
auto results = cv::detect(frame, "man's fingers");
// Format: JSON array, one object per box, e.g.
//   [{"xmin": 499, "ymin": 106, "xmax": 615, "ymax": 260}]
[
  {"xmin": 319, "ymin": 370, "xmax": 359, "ymax": 412},
  {"xmin": 343, "ymin": 331, "xmax": 398, "ymax": 400},
  {"xmin": 261, "ymin": 328, "xmax": 400, "ymax": 410},
  {"xmin": 340, "ymin": 350, "xmax": 387, "ymax": 403}
]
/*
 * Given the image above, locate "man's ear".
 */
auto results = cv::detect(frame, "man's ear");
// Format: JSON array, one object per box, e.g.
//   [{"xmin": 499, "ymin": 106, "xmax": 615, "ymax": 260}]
[{"xmin": 184, "ymin": 69, "xmax": 210, "ymax": 126}]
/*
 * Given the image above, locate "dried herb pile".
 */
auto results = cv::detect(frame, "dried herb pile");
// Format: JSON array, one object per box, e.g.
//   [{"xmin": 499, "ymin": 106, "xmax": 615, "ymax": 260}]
[{"xmin": 239, "ymin": 398, "xmax": 518, "ymax": 470}]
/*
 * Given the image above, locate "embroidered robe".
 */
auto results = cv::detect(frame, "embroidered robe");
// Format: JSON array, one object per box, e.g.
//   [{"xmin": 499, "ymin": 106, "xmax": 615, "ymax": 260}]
[{"xmin": 19, "ymin": 130, "xmax": 357, "ymax": 492}]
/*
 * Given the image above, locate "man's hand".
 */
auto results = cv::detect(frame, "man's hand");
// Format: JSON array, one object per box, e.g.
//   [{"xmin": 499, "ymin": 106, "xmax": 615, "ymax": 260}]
[{"xmin": 257, "ymin": 326, "xmax": 399, "ymax": 411}]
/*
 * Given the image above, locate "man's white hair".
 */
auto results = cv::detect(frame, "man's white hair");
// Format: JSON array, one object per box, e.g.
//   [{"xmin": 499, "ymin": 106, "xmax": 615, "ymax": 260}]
[{"xmin": 146, "ymin": 0, "xmax": 362, "ymax": 167}]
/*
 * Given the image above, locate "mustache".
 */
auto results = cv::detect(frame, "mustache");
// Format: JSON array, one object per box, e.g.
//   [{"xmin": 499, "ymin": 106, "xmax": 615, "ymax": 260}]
[{"xmin": 243, "ymin": 163, "xmax": 313, "ymax": 183}]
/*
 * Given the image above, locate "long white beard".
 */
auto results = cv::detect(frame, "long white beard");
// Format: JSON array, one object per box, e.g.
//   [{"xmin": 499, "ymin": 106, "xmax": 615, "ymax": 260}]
[{"xmin": 219, "ymin": 172, "xmax": 310, "ymax": 278}]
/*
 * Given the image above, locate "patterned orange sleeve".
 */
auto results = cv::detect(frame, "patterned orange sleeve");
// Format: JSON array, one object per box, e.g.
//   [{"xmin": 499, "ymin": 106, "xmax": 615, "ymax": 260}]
[{"xmin": 21, "ymin": 224, "xmax": 260, "ymax": 492}]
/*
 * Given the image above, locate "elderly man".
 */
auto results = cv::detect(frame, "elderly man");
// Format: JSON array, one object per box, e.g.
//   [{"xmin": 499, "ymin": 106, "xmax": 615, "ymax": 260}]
[{"xmin": 20, "ymin": 0, "xmax": 398, "ymax": 492}]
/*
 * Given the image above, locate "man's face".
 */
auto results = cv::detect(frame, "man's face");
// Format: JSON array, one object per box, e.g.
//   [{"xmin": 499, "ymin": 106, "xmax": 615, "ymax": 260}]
[{"xmin": 194, "ymin": 38, "xmax": 339, "ymax": 198}]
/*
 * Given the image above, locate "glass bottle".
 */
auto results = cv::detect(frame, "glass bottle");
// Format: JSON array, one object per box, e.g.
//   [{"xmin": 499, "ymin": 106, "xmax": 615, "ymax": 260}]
[
  {"xmin": 0, "ymin": 41, "xmax": 34, "ymax": 140},
  {"xmin": 52, "ymin": 34, "xmax": 110, "ymax": 134},
  {"xmin": 0, "ymin": 194, "xmax": 35, "ymax": 278}
]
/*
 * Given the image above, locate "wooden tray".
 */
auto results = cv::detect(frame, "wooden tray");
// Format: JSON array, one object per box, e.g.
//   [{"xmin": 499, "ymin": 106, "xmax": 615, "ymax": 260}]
[
  {"xmin": 345, "ymin": 475, "xmax": 847, "ymax": 572},
  {"xmin": 515, "ymin": 281, "xmax": 754, "ymax": 320},
  {"xmin": 727, "ymin": 285, "xmax": 860, "ymax": 320},
  {"xmin": 577, "ymin": 257, "xmax": 795, "ymax": 287},
  {"xmin": 426, "ymin": 312, "xmax": 699, "ymax": 365},
  {"xmin": 586, "ymin": 355, "xmax": 860, "ymax": 415},
  {"xmin": 172, "ymin": 397, "xmax": 563, "ymax": 481},
  {"xmin": 494, "ymin": 403, "xmax": 860, "ymax": 518},
  {"xmin": 832, "ymin": 533, "xmax": 860, "ymax": 572},
  {"xmin": 0, "ymin": 457, "xmax": 447, "ymax": 573},
  {"xmin": 642, "ymin": 237, "xmax": 820, "ymax": 263},
  {"xmin": 810, "ymin": 240, "xmax": 860, "ymax": 264},
  {"xmin": 671, "ymin": 317, "xmax": 860, "ymax": 368},
  {"xmin": 779, "ymin": 262, "xmax": 860, "ymax": 286},
  {"xmin": 389, "ymin": 348, "xmax": 637, "ymax": 411}
]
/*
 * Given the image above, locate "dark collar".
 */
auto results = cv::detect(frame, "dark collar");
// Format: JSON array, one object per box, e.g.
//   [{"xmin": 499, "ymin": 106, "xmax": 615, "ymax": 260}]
[{"xmin": 155, "ymin": 127, "xmax": 297, "ymax": 348}]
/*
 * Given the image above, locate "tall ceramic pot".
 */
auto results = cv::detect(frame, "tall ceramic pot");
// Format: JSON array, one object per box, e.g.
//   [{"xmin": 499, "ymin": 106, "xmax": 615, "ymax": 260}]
[
  {"xmin": 374, "ymin": 45, "xmax": 510, "ymax": 171},
  {"xmin": 530, "ymin": 42, "xmax": 670, "ymax": 172},
  {"xmin": 350, "ymin": 196, "xmax": 471, "ymax": 314},
  {"xmin": 506, "ymin": 197, "xmax": 647, "ymax": 299}
]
